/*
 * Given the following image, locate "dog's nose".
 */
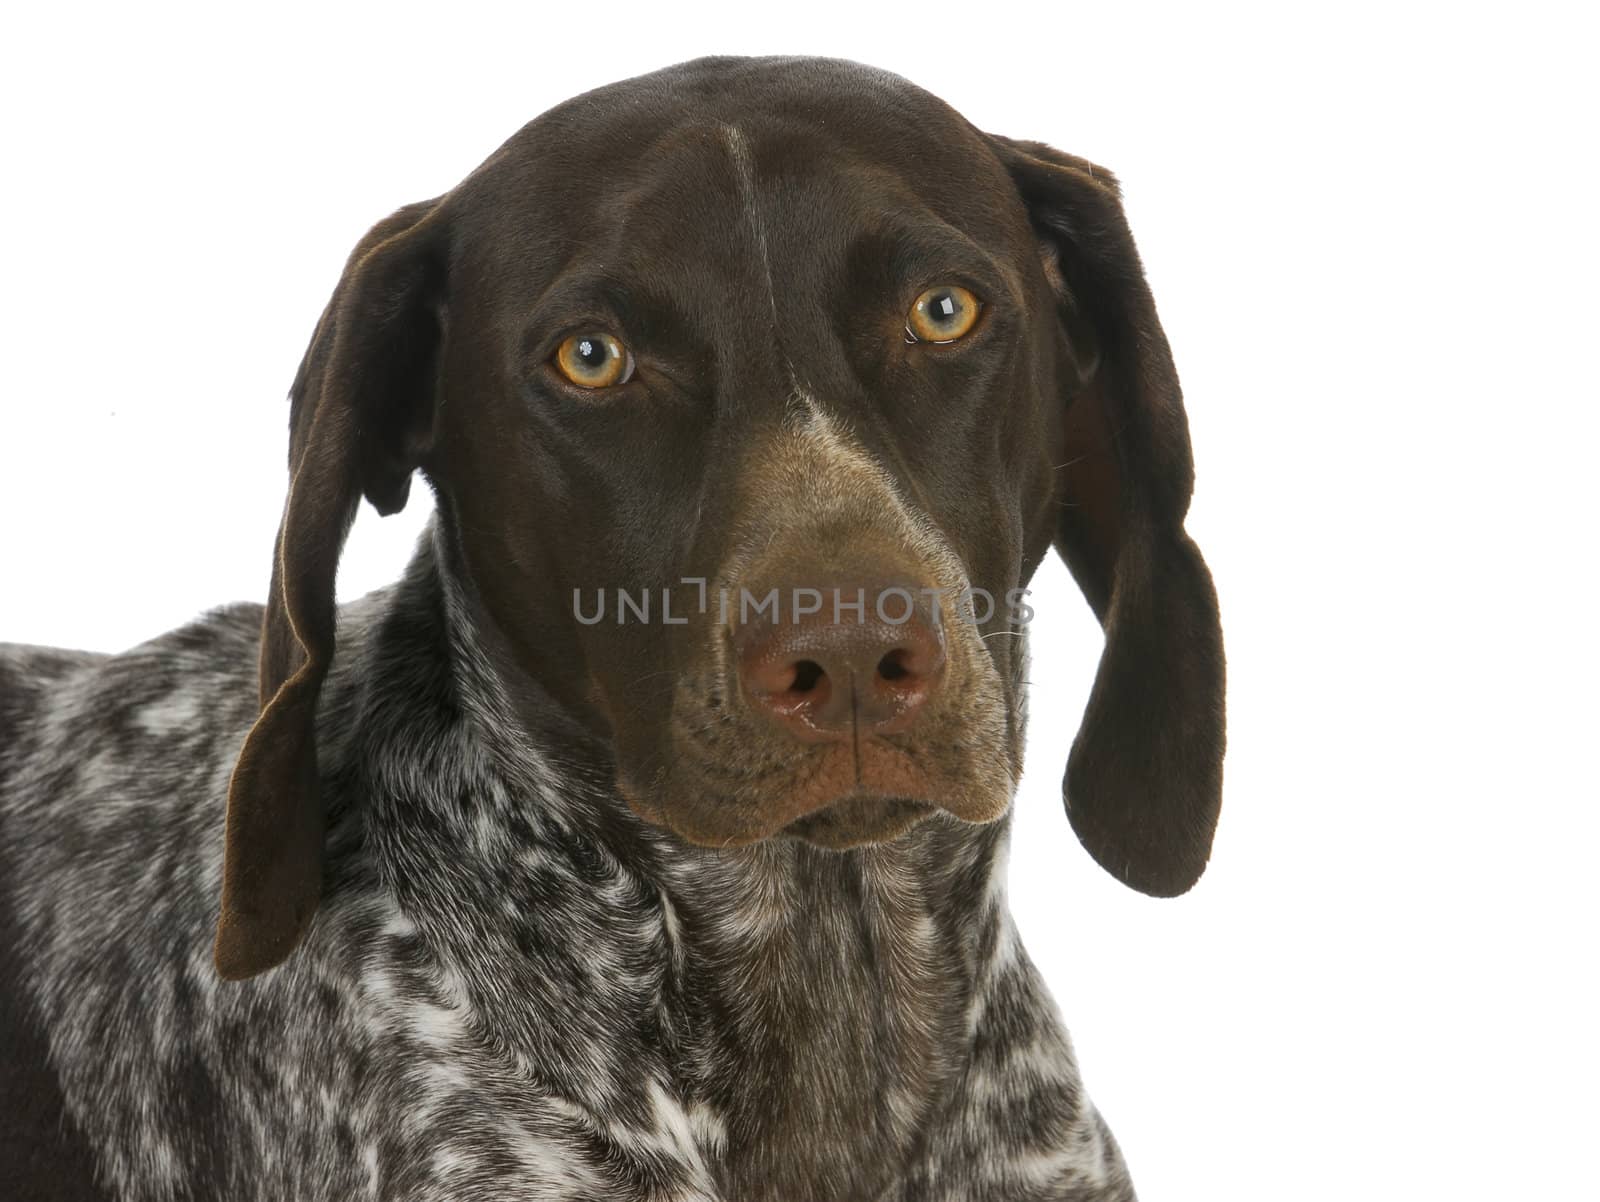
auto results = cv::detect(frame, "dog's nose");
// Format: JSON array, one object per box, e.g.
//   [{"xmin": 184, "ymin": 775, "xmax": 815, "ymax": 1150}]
[{"xmin": 734, "ymin": 583, "xmax": 947, "ymax": 742}]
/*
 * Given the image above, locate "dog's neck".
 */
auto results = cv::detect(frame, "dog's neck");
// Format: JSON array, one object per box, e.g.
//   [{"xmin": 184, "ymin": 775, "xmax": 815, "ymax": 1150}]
[{"xmin": 331, "ymin": 523, "xmax": 1015, "ymax": 1194}]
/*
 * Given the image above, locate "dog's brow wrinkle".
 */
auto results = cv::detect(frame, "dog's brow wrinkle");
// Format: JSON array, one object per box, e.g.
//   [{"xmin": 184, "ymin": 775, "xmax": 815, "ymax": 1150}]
[{"xmin": 720, "ymin": 121, "xmax": 803, "ymax": 399}]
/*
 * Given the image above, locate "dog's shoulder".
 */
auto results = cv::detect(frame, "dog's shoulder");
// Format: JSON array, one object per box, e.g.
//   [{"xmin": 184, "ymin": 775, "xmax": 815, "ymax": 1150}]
[
  {"xmin": 3, "ymin": 601, "xmax": 261, "ymax": 740},
  {"xmin": 1, "ymin": 602, "xmax": 269, "ymax": 936},
  {"xmin": 0, "ymin": 605, "xmax": 272, "ymax": 1201},
  {"xmin": 1, "ymin": 602, "xmax": 273, "ymax": 1002},
  {"xmin": 1, "ymin": 604, "xmax": 263, "ymax": 806}
]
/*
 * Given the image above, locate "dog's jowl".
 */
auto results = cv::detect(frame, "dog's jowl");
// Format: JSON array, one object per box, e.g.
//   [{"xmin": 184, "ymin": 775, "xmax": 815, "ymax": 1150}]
[{"xmin": 0, "ymin": 55, "xmax": 1225, "ymax": 1202}]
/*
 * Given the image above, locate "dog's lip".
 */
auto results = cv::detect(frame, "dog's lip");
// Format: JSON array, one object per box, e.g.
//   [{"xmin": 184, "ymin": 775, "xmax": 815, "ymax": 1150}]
[
  {"xmin": 780, "ymin": 794, "xmax": 935, "ymax": 847},
  {"xmin": 783, "ymin": 786, "xmax": 917, "ymax": 824},
  {"xmin": 618, "ymin": 737, "xmax": 1006, "ymax": 851}
]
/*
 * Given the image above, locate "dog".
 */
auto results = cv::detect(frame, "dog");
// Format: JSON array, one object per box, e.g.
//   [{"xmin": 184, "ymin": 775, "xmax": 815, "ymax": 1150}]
[{"xmin": 0, "ymin": 55, "xmax": 1225, "ymax": 1202}]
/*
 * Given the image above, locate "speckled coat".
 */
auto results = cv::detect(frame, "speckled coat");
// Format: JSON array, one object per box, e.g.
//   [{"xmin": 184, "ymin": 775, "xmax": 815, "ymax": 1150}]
[{"xmin": 2, "ymin": 540, "xmax": 1131, "ymax": 1201}]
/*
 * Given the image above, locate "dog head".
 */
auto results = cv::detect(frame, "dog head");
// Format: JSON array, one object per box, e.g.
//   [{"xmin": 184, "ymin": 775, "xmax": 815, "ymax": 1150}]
[{"xmin": 214, "ymin": 56, "xmax": 1225, "ymax": 979}]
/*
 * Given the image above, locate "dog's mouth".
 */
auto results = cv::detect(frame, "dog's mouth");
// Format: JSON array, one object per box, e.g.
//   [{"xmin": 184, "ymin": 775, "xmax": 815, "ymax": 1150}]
[
  {"xmin": 779, "ymin": 794, "xmax": 936, "ymax": 848},
  {"xmin": 618, "ymin": 728, "xmax": 1015, "ymax": 851}
]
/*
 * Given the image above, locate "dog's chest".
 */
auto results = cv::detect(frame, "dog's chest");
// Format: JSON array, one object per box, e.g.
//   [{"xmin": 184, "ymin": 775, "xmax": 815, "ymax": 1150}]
[
  {"xmin": 664, "ymin": 845, "xmax": 979, "ymax": 1199},
  {"xmin": 332, "ymin": 703, "xmax": 997, "ymax": 1198}
]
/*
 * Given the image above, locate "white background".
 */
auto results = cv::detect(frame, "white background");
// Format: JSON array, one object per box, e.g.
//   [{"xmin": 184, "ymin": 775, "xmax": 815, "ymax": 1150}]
[{"xmin": 3, "ymin": 4, "xmax": 1595, "ymax": 1199}]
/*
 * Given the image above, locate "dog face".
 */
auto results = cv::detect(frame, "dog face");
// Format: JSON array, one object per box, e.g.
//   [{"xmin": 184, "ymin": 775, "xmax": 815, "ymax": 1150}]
[
  {"xmin": 214, "ymin": 57, "xmax": 1226, "ymax": 979},
  {"xmin": 436, "ymin": 65, "xmax": 1060, "ymax": 853}
]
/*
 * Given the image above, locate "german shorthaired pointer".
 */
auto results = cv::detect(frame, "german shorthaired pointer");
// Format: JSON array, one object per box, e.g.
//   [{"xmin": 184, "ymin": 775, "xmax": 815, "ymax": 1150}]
[{"xmin": 0, "ymin": 56, "xmax": 1225, "ymax": 1201}]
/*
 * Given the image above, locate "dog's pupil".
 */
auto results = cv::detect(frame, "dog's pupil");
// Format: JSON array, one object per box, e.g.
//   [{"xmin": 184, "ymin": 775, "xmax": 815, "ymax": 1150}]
[
  {"xmin": 932, "ymin": 292, "xmax": 958, "ymax": 322},
  {"xmin": 577, "ymin": 338, "xmax": 606, "ymax": 367}
]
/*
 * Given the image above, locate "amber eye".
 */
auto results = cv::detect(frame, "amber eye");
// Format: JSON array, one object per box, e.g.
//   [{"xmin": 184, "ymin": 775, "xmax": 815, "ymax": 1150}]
[
  {"xmin": 553, "ymin": 332, "xmax": 634, "ymax": 389},
  {"xmin": 906, "ymin": 285, "xmax": 981, "ymax": 343}
]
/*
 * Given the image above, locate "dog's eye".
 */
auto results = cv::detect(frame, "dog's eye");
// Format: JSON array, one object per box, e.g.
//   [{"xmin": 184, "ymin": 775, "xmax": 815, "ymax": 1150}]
[
  {"xmin": 905, "ymin": 285, "xmax": 981, "ymax": 344},
  {"xmin": 553, "ymin": 333, "xmax": 635, "ymax": 388}
]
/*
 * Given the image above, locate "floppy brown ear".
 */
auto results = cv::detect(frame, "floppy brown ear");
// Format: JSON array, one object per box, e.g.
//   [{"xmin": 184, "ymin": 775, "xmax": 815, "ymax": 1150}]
[
  {"xmin": 214, "ymin": 197, "xmax": 449, "ymax": 980},
  {"xmin": 989, "ymin": 134, "xmax": 1226, "ymax": 897}
]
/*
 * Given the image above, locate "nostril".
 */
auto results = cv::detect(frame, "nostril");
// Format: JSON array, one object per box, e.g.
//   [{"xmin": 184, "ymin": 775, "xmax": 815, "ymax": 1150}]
[
  {"xmin": 876, "ymin": 649, "xmax": 912, "ymax": 683},
  {"xmin": 790, "ymin": 659, "xmax": 826, "ymax": 694}
]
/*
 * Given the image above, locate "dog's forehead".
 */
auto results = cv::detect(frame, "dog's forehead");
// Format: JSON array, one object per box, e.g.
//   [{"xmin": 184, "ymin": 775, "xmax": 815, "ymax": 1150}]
[{"xmin": 448, "ymin": 57, "xmax": 1027, "ymax": 277}]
